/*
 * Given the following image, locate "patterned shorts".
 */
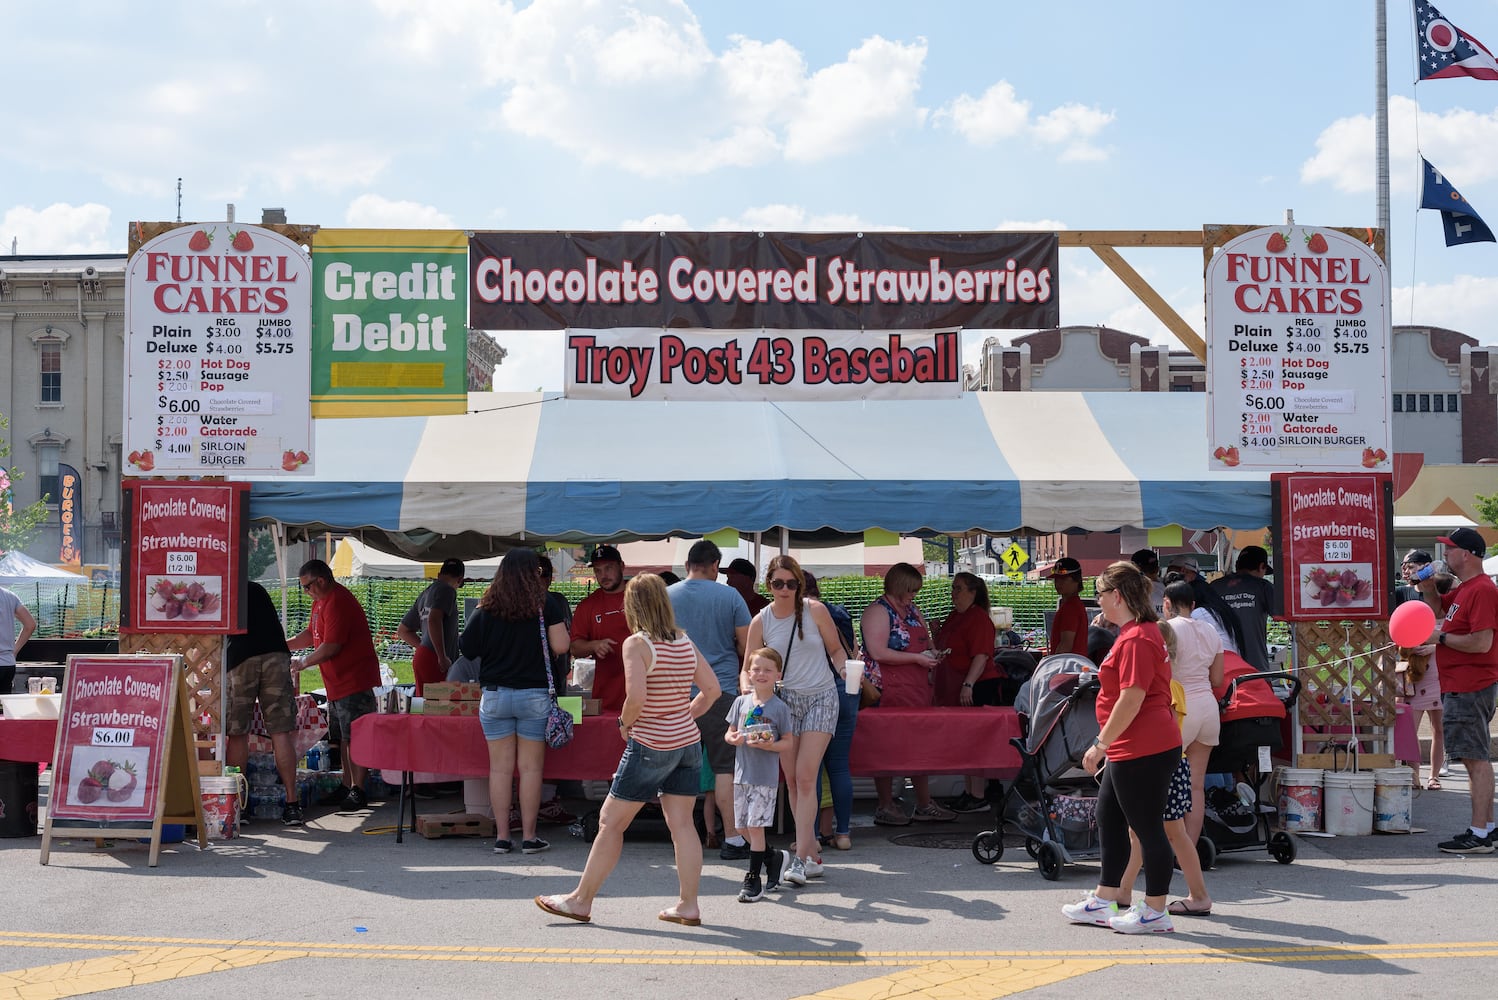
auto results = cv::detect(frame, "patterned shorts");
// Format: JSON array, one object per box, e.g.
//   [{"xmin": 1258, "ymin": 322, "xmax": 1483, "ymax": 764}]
[
  {"xmin": 734, "ymin": 782, "xmax": 778, "ymax": 830},
  {"xmin": 779, "ymin": 685, "xmax": 839, "ymax": 736},
  {"xmin": 1164, "ymin": 756, "xmax": 1193, "ymax": 822},
  {"xmin": 1442, "ymin": 685, "xmax": 1497, "ymax": 762},
  {"xmin": 225, "ymin": 652, "xmax": 297, "ymax": 736}
]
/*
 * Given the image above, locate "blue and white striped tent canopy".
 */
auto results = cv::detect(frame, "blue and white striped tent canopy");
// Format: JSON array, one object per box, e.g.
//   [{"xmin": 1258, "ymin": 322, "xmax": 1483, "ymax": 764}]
[{"xmin": 246, "ymin": 391, "xmax": 1272, "ymax": 559}]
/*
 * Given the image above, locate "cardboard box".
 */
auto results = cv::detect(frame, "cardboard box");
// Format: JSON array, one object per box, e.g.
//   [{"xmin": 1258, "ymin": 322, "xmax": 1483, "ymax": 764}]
[
  {"xmin": 582, "ymin": 699, "xmax": 602, "ymax": 716},
  {"xmin": 424, "ymin": 682, "xmax": 482, "ymax": 702},
  {"xmin": 416, "ymin": 813, "xmax": 498, "ymax": 839},
  {"xmin": 422, "ymin": 699, "xmax": 480, "ymax": 717}
]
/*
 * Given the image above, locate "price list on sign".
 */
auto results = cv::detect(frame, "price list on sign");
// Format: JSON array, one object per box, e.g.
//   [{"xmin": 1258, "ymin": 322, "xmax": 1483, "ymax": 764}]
[
  {"xmin": 1205, "ymin": 226, "xmax": 1391, "ymax": 472},
  {"xmin": 124, "ymin": 223, "xmax": 313, "ymax": 476}
]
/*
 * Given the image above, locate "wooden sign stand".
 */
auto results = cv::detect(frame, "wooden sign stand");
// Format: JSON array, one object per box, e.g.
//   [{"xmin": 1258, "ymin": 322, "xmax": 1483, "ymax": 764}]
[{"xmin": 41, "ymin": 656, "xmax": 207, "ymax": 868}]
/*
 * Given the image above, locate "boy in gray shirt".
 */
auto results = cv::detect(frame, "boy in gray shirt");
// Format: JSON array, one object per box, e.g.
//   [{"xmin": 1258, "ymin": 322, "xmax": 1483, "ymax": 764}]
[{"xmin": 725, "ymin": 647, "xmax": 793, "ymax": 902}]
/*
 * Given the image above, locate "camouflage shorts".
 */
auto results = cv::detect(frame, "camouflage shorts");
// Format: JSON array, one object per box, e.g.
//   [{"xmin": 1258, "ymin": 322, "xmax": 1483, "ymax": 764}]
[{"xmin": 226, "ymin": 652, "xmax": 297, "ymax": 736}]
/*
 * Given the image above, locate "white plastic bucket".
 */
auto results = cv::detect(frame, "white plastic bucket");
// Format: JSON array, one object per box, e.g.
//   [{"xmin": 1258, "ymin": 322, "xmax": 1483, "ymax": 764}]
[
  {"xmin": 200, "ymin": 774, "xmax": 245, "ymax": 840},
  {"xmin": 1276, "ymin": 767, "xmax": 1324, "ymax": 833},
  {"xmin": 1323, "ymin": 771, "xmax": 1376, "ymax": 836},
  {"xmin": 1372, "ymin": 767, "xmax": 1414, "ymax": 833}
]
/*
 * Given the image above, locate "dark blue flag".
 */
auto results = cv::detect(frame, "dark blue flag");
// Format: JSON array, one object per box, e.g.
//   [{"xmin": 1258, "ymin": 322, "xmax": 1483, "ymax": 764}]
[{"xmin": 1420, "ymin": 157, "xmax": 1496, "ymax": 246}]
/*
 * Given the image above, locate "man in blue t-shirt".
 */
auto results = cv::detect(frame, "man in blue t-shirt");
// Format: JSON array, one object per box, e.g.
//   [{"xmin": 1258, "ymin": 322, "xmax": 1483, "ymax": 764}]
[{"xmin": 668, "ymin": 539, "xmax": 751, "ymax": 859}]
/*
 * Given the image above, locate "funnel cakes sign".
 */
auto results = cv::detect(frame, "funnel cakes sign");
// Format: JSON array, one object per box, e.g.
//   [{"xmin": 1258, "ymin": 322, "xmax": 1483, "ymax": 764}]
[{"xmin": 1205, "ymin": 225, "xmax": 1391, "ymax": 472}]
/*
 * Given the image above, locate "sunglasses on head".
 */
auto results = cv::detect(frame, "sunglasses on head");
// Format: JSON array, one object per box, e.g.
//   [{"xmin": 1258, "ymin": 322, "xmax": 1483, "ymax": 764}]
[{"xmin": 769, "ymin": 578, "xmax": 798, "ymax": 590}]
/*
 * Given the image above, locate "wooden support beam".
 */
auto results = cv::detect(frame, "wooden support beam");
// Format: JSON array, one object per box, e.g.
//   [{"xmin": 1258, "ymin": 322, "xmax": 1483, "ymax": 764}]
[
  {"xmin": 1088, "ymin": 244, "xmax": 1207, "ymax": 361},
  {"xmin": 1059, "ymin": 230, "xmax": 1202, "ymax": 248}
]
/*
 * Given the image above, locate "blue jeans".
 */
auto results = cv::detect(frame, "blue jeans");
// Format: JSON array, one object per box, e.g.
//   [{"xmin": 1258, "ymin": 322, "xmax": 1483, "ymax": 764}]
[{"xmin": 819, "ymin": 689, "xmax": 860, "ymax": 836}]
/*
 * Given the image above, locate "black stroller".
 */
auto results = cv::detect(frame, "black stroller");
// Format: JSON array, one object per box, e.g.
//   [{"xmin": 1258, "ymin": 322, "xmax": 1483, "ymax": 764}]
[
  {"xmin": 972, "ymin": 653, "xmax": 1103, "ymax": 880},
  {"xmin": 1195, "ymin": 653, "xmax": 1302, "ymax": 868}
]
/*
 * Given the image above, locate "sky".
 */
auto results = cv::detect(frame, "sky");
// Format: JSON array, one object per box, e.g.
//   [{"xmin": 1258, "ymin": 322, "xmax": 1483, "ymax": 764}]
[{"xmin": 4, "ymin": 0, "xmax": 1497, "ymax": 391}]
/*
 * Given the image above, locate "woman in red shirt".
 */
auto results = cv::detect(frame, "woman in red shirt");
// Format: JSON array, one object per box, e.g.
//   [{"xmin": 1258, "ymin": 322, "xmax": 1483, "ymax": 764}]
[
  {"xmin": 934, "ymin": 572, "xmax": 1000, "ymax": 814},
  {"xmin": 1061, "ymin": 561, "xmax": 1183, "ymax": 935}
]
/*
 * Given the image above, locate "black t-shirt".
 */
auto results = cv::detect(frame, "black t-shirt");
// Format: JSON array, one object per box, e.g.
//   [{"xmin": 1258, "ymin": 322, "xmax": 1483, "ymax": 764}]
[
  {"xmin": 1212, "ymin": 573, "xmax": 1275, "ymax": 671},
  {"xmin": 460, "ymin": 600, "xmax": 567, "ymax": 691},
  {"xmin": 226, "ymin": 582, "xmax": 290, "ymax": 669}
]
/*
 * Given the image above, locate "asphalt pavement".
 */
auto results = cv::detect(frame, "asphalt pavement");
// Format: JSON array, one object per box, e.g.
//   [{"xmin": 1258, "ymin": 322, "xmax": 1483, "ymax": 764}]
[{"xmin": 1, "ymin": 774, "xmax": 1495, "ymax": 1000}]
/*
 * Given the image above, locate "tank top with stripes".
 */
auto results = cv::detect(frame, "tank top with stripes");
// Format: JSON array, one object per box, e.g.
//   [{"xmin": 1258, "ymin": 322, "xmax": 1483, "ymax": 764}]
[{"xmin": 628, "ymin": 631, "xmax": 702, "ymax": 751}]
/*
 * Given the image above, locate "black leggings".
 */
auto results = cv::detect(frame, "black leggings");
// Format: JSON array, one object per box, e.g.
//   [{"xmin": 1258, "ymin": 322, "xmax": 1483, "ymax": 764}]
[{"xmin": 1096, "ymin": 746, "xmax": 1181, "ymax": 897}]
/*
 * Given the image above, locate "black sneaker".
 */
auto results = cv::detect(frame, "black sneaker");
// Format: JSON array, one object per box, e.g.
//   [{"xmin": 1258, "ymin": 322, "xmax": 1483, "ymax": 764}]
[
  {"xmin": 281, "ymin": 803, "xmax": 304, "ymax": 827},
  {"xmin": 522, "ymin": 838, "xmax": 550, "ymax": 854},
  {"xmin": 948, "ymin": 792, "xmax": 990, "ymax": 814},
  {"xmin": 342, "ymin": 786, "xmax": 370, "ymax": 811},
  {"xmin": 317, "ymin": 785, "xmax": 351, "ymax": 808},
  {"xmin": 737, "ymin": 872, "xmax": 764, "ymax": 902},
  {"xmin": 763, "ymin": 848, "xmax": 784, "ymax": 892},
  {"xmin": 494, "ymin": 839, "xmax": 512, "ymax": 854},
  {"xmin": 719, "ymin": 840, "xmax": 751, "ymax": 861},
  {"xmin": 1438, "ymin": 830, "xmax": 1494, "ymax": 854}
]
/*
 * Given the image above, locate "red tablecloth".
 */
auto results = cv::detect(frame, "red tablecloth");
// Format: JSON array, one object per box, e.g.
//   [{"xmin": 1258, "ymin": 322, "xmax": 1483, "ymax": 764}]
[
  {"xmin": 352, "ymin": 706, "xmax": 1021, "ymax": 780},
  {"xmin": 0, "ymin": 719, "xmax": 58, "ymax": 764}
]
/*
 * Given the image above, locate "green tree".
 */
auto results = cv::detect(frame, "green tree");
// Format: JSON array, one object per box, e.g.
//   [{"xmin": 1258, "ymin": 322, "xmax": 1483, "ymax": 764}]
[
  {"xmin": 247, "ymin": 526, "xmax": 277, "ymax": 579},
  {"xmin": 0, "ymin": 415, "xmax": 50, "ymax": 553},
  {"xmin": 1476, "ymin": 492, "xmax": 1498, "ymax": 552}
]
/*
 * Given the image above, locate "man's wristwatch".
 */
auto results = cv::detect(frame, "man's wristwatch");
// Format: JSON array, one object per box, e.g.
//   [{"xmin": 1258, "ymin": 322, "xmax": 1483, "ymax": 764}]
[{"xmin": 961, "ymin": 683, "xmax": 973, "ymax": 689}]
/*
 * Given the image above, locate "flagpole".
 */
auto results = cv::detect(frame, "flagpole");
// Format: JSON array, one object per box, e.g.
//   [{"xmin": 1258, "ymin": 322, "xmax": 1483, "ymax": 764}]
[{"xmin": 1376, "ymin": 0, "xmax": 1391, "ymax": 259}]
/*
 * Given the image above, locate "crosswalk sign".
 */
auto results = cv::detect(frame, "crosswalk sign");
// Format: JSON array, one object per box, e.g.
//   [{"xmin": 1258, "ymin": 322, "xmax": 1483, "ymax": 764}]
[{"xmin": 1001, "ymin": 542, "xmax": 1029, "ymax": 580}]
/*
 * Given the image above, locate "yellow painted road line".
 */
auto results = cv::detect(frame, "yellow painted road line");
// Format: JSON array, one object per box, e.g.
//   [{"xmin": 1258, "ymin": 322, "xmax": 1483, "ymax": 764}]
[
  {"xmin": 794, "ymin": 959, "xmax": 1114, "ymax": 1000},
  {"xmin": 0, "ymin": 946, "xmax": 300, "ymax": 1000}
]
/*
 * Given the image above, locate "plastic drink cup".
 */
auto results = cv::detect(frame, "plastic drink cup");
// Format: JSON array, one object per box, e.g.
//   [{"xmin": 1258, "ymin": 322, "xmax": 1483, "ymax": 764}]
[
  {"xmin": 844, "ymin": 660, "xmax": 864, "ymax": 695},
  {"xmin": 27, "ymin": 677, "xmax": 43, "ymax": 695},
  {"xmin": 39, "ymin": 677, "xmax": 56, "ymax": 695}
]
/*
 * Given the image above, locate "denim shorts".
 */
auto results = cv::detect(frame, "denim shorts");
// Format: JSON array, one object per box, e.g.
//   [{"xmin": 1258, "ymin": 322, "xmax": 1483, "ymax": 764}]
[
  {"xmin": 610, "ymin": 739, "xmax": 703, "ymax": 802},
  {"xmin": 1442, "ymin": 685, "xmax": 1497, "ymax": 762},
  {"xmin": 479, "ymin": 686, "xmax": 551, "ymax": 742}
]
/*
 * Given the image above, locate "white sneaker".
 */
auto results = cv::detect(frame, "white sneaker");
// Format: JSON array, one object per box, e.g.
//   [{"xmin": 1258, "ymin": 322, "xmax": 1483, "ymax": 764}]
[
  {"xmin": 782, "ymin": 854, "xmax": 808, "ymax": 887},
  {"xmin": 801, "ymin": 856, "xmax": 825, "ymax": 878},
  {"xmin": 1109, "ymin": 902, "xmax": 1175, "ymax": 934},
  {"xmin": 1061, "ymin": 892, "xmax": 1117, "ymax": 926}
]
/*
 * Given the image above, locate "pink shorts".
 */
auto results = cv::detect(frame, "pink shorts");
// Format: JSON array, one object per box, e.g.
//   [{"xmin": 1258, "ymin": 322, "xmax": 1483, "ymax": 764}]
[{"xmin": 1403, "ymin": 661, "xmax": 1442, "ymax": 712}]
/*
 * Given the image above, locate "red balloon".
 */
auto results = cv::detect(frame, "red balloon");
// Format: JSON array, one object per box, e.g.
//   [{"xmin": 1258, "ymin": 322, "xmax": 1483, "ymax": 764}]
[{"xmin": 1389, "ymin": 600, "xmax": 1436, "ymax": 647}]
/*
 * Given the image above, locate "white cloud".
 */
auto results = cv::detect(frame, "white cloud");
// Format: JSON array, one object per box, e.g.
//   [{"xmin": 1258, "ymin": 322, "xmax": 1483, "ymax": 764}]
[
  {"xmin": 371, "ymin": 1, "xmax": 929, "ymax": 176},
  {"xmin": 1302, "ymin": 95, "xmax": 1498, "ymax": 194},
  {"xmin": 996, "ymin": 219, "xmax": 1069, "ymax": 231},
  {"xmin": 1396, "ymin": 273, "xmax": 1498, "ymax": 333},
  {"xmin": 488, "ymin": 330, "xmax": 567, "ymax": 392},
  {"xmin": 1, "ymin": 203, "xmax": 114, "ymax": 254},
  {"xmin": 940, "ymin": 83, "xmax": 1113, "ymax": 161},
  {"xmin": 345, "ymin": 194, "xmax": 455, "ymax": 228},
  {"xmin": 620, "ymin": 213, "xmax": 692, "ymax": 231}
]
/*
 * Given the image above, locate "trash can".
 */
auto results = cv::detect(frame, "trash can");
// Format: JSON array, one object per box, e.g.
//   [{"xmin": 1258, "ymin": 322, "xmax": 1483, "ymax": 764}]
[{"xmin": 0, "ymin": 762, "xmax": 39, "ymax": 837}]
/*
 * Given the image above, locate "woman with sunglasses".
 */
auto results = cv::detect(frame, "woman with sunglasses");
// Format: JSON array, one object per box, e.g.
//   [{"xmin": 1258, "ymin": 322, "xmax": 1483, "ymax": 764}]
[
  {"xmin": 742, "ymin": 554, "xmax": 843, "ymax": 887},
  {"xmin": 861, "ymin": 563, "xmax": 955, "ymax": 825},
  {"xmin": 1062, "ymin": 561, "xmax": 1182, "ymax": 934}
]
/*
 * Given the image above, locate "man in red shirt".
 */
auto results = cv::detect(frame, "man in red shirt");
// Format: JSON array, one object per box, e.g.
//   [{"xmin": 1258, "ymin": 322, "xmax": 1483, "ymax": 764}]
[
  {"xmin": 289, "ymin": 559, "xmax": 381, "ymax": 811},
  {"xmin": 1049, "ymin": 557, "xmax": 1090, "ymax": 658},
  {"xmin": 1419, "ymin": 527, "xmax": 1497, "ymax": 854},
  {"xmin": 569, "ymin": 545, "xmax": 631, "ymax": 712}
]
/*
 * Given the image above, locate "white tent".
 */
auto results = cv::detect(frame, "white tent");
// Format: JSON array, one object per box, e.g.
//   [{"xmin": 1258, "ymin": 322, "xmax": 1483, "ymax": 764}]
[
  {"xmin": 0, "ymin": 552, "xmax": 87, "ymax": 582},
  {"xmin": 329, "ymin": 537, "xmax": 502, "ymax": 581}
]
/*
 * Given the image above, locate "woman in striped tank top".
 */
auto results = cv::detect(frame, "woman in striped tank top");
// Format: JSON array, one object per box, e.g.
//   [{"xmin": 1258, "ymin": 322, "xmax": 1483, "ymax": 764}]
[{"xmin": 536, "ymin": 574, "xmax": 720, "ymax": 927}]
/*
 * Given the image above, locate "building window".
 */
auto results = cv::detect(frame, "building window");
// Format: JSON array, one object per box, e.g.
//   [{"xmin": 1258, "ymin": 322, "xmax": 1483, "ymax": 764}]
[
  {"xmin": 1418, "ymin": 393, "xmax": 1430, "ymax": 412},
  {"xmin": 1392, "ymin": 395, "xmax": 1403, "ymax": 412},
  {"xmin": 40, "ymin": 344, "xmax": 61, "ymax": 403},
  {"xmin": 38, "ymin": 443, "xmax": 59, "ymax": 504},
  {"xmin": 1405, "ymin": 393, "xmax": 1415, "ymax": 411},
  {"xmin": 1449, "ymin": 394, "xmax": 1459, "ymax": 412},
  {"xmin": 1434, "ymin": 394, "xmax": 1444, "ymax": 413}
]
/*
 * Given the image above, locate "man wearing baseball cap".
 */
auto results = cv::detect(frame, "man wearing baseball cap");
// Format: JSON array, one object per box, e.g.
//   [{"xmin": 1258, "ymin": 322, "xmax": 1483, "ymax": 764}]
[
  {"xmin": 569, "ymin": 545, "xmax": 632, "ymax": 712},
  {"xmin": 1212, "ymin": 546, "xmax": 1275, "ymax": 671},
  {"xmin": 1049, "ymin": 557, "xmax": 1089, "ymax": 657},
  {"xmin": 1421, "ymin": 527, "xmax": 1497, "ymax": 854}
]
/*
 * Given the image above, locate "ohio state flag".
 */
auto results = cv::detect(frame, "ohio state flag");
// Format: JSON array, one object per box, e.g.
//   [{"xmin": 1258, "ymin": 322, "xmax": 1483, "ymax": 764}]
[{"xmin": 1415, "ymin": 0, "xmax": 1498, "ymax": 81}]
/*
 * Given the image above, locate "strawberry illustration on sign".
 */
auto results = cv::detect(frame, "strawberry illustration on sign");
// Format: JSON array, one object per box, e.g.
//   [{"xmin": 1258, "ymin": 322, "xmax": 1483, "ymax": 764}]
[
  {"xmin": 187, "ymin": 229, "xmax": 213, "ymax": 252},
  {"xmin": 1266, "ymin": 231, "xmax": 1289, "ymax": 253},
  {"xmin": 228, "ymin": 228, "xmax": 254, "ymax": 252},
  {"xmin": 1304, "ymin": 231, "xmax": 1329, "ymax": 254},
  {"xmin": 129, "ymin": 451, "xmax": 155, "ymax": 472},
  {"xmin": 281, "ymin": 449, "xmax": 309, "ymax": 471},
  {"xmin": 1212, "ymin": 445, "xmax": 1240, "ymax": 466}
]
